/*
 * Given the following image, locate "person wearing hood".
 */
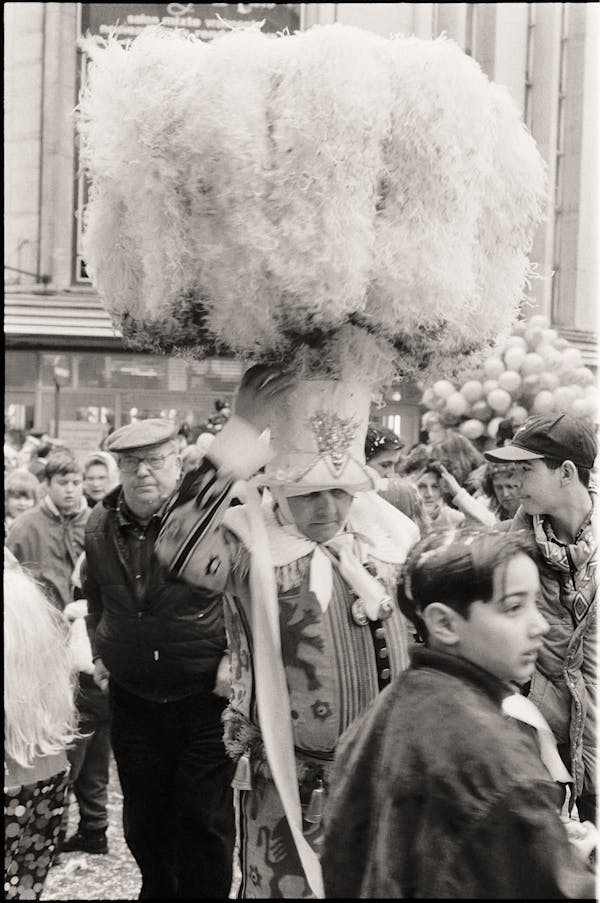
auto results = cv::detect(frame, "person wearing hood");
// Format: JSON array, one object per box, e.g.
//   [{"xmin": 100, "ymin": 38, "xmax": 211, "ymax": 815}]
[{"xmin": 82, "ymin": 451, "xmax": 119, "ymax": 509}]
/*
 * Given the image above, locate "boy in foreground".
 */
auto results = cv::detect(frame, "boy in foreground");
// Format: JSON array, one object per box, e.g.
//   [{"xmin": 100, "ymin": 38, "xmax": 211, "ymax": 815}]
[{"xmin": 322, "ymin": 529, "xmax": 596, "ymax": 899}]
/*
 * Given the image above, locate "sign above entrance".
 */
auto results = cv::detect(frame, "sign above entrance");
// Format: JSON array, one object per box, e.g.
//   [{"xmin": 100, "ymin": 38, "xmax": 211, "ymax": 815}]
[{"xmin": 80, "ymin": 3, "xmax": 301, "ymax": 43}]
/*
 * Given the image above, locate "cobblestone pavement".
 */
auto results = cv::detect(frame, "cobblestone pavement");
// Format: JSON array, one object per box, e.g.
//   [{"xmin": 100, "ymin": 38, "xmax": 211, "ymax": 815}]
[{"xmin": 42, "ymin": 756, "xmax": 141, "ymax": 901}]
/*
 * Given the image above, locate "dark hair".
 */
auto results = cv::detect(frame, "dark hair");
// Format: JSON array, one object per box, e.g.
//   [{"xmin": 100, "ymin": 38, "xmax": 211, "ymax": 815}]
[
  {"xmin": 365, "ymin": 423, "xmax": 403, "ymax": 462},
  {"xmin": 542, "ymin": 456, "xmax": 591, "ymax": 489},
  {"xmin": 44, "ymin": 450, "xmax": 82, "ymax": 483},
  {"xmin": 397, "ymin": 528, "xmax": 538, "ymax": 643},
  {"xmin": 496, "ymin": 418, "xmax": 516, "ymax": 447}
]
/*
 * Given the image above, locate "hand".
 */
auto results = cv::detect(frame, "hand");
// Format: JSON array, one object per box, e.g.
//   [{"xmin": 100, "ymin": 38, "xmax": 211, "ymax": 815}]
[
  {"xmin": 213, "ymin": 652, "xmax": 232, "ymax": 700},
  {"xmin": 561, "ymin": 816, "xmax": 598, "ymax": 862},
  {"xmin": 437, "ymin": 463, "xmax": 462, "ymax": 498},
  {"xmin": 234, "ymin": 365, "xmax": 296, "ymax": 433},
  {"xmin": 93, "ymin": 657, "xmax": 110, "ymax": 693}
]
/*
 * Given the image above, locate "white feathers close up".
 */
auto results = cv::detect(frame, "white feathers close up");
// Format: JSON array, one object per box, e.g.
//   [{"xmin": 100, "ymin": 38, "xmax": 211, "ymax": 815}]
[{"xmin": 78, "ymin": 23, "xmax": 547, "ymax": 383}]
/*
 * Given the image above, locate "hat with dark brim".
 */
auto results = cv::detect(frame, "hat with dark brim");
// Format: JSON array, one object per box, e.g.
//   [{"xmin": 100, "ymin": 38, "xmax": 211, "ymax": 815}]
[
  {"xmin": 484, "ymin": 412, "xmax": 597, "ymax": 468},
  {"xmin": 106, "ymin": 419, "xmax": 177, "ymax": 453}
]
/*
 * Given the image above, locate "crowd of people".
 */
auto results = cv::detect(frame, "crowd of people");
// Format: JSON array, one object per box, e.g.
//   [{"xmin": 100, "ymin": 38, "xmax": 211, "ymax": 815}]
[{"xmin": 4, "ymin": 379, "xmax": 598, "ymax": 900}]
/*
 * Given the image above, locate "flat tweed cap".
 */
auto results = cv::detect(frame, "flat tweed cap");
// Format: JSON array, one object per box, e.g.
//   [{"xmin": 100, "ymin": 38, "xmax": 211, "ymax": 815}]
[{"xmin": 106, "ymin": 418, "xmax": 177, "ymax": 453}]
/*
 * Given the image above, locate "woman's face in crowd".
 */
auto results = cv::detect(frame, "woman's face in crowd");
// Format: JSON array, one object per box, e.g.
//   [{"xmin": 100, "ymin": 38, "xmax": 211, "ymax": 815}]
[
  {"xmin": 84, "ymin": 463, "xmax": 110, "ymax": 502},
  {"xmin": 6, "ymin": 493, "xmax": 35, "ymax": 519},
  {"xmin": 369, "ymin": 449, "xmax": 402, "ymax": 478},
  {"xmin": 415, "ymin": 472, "xmax": 443, "ymax": 519},
  {"xmin": 491, "ymin": 471, "xmax": 521, "ymax": 518},
  {"xmin": 287, "ymin": 489, "xmax": 353, "ymax": 542}
]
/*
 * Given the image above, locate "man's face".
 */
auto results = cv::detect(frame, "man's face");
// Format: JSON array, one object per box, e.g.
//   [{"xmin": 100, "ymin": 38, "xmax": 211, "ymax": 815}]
[
  {"xmin": 369, "ymin": 450, "xmax": 402, "ymax": 478},
  {"xmin": 514, "ymin": 459, "xmax": 561, "ymax": 516},
  {"xmin": 415, "ymin": 472, "xmax": 442, "ymax": 518},
  {"xmin": 452, "ymin": 553, "xmax": 548, "ymax": 685},
  {"xmin": 491, "ymin": 471, "xmax": 522, "ymax": 518},
  {"xmin": 118, "ymin": 441, "xmax": 181, "ymax": 513},
  {"xmin": 47, "ymin": 471, "xmax": 84, "ymax": 516},
  {"xmin": 287, "ymin": 489, "xmax": 353, "ymax": 543},
  {"xmin": 84, "ymin": 463, "xmax": 109, "ymax": 502}
]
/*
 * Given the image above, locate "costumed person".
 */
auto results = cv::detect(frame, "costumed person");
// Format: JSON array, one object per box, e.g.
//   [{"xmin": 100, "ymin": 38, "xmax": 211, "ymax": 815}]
[
  {"xmin": 4, "ymin": 563, "xmax": 79, "ymax": 900},
  {"xmin": 155, "ymin": 363, "xmax": 420, "ymax": 898},
  {"xmin": 321, "ymin": 529, "xmax": 597, "ymax": 898},
  {"xmin": 77, "ymin": 18, "xmax": 547, "ymax": 898}
]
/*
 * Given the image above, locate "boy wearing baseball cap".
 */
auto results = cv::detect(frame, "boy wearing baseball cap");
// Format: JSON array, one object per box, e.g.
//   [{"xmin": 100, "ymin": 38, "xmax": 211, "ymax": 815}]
[{"xmin": 485, "ymin": 411, "xmax": 598, "ymax": 824}]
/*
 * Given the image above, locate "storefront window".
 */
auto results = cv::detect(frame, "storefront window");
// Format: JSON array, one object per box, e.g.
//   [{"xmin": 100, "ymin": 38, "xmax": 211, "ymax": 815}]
[{"xmin": 5, "ymin": 350, "xmax": 37, "ymax": 387}]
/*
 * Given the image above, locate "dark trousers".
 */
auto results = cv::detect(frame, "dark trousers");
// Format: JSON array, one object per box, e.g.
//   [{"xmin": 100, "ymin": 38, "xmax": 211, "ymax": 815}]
[
  {"xmin": 65, "ymin": 720, "xmax": 111, "ymax": 833},
  {"xmin": 109, "ymin": 681, "xmax": 235, "ymax": 900}
]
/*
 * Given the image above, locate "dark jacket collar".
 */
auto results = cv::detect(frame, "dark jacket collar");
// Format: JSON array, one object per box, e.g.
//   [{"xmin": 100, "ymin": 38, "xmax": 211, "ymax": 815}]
[
  {"xmin": 102, "ymin": 485, "xmax": 166, "ymax": 528},
  {"xmin": 410, "ymin": 646, "xmax": 515, "ymax": 708}
]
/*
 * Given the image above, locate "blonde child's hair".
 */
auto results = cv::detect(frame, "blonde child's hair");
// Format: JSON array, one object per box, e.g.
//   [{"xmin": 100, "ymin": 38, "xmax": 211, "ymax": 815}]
[{"xmin": 4, "ymin": 565, "xmax": 79, "ymax": 767}]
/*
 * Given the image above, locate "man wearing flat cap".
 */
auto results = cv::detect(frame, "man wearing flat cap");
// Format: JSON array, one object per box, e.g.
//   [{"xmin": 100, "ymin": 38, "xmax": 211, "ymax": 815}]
[
  {"xmin": 484, "ymin": 411, "xmax": 598, "ymax": 824},
  {"xmin": 83, "ymin": 418, "xmax": 235, "ymax": 899}
]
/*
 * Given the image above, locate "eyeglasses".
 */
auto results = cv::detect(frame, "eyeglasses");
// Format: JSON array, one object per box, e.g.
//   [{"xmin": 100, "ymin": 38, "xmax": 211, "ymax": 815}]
[{"xmin": 118, "ymin": 451, "xmax": 176, "ymax": 474}]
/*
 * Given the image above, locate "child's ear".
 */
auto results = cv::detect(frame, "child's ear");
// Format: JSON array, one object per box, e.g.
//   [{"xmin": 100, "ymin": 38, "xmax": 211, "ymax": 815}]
[{"xmin": 423, "ymin": 602, "xmax": 461, "ymax": 647}]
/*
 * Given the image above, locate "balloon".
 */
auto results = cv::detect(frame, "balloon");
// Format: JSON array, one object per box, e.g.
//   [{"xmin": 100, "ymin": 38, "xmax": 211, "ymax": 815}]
[
  {"xmin": 580, "ymin": 395, "xmax": 600, "ymax": 419},
  {"xmin": 487, "ymin": 388, "xmax": 512, "ymax": 414},
  {"xmin": 554, "ymin": 337, "xmax": 569, "ymax": 350},
  {"xmin": 433, "ymin": 379, "xmax": 456, "ymax": 399},
  {"xmin": 483, "ymin": 379, "xmax": 499, "ymax": 396},
  {"xmin": 541, "ymin": 328, "xmax": 558, "ymax": 345},
  {"xmin": 498, "ymin": 370, "xmax": 522, "ymax": 395},
  {"xmin": 487, "ymin": 417, "xmax": 504, "ymax": 439},
  {"xmin": 504, "ymin": 336, "xmax": 528, "ymax": 351},
  {"xmin": 445, "ymin": 392, "xmax": 470, "ymax": 417},
  {"xmin": 520, "ymin": 352, "xmax": 545, "ymax": 375},
  {"xmin": 559, "ymin": 368, "xmax": 581, "ymax": 386},
  {"xmin": 483, "ymin": 357, "xmax": 505, "ymax": 379},
  {"xmin": 460, "ymin": 380, "xmax": 484, "ymax": 404},
  {"xmin": 584, "ymin": 385, "xmax": 600, "ymax": 398},
  {"xmin": 525, "ymin": 327, "xmax": 545, "ymax": 349},
  {"xmin": 422, "ymin": 388, "xmax": 439, "ymax": 410},
  {"xmin": 536, "ymin": 345, "xmax": 563, "ymax": 368},
  {"xmin": 560, "ymin": 347, "xmax": 583, "ymax": 370},
  {"xmin": 507, "ymin": 405, "xmax": 529, "ymax": 425},
  {"xmin": 528, "ymin": 314, "xmax": 550, "ymax": 330},
  {"xmin": 574, "ymin": 367, "xmax": 595, "ymax": 387},
  {"xmin": 471, "ymin": 400, "xmax": 493, "ymax": 422},
  {"xmin": 568, "ymin": 384, "xmax": 584, "ymax": 400},
  {"xmin": 459, "ymin": 419, "xmax": 485, "ymax": 440},
  {"xmin": 553, "ymin": 386, "xmax": 578, "ymax": 409},
  {"xmin": 521, "ymin": 373, "xmax": 541, "ymax": 395},
  {"xmin": 532, "ymin": 390, "xmax": 555, "ymax": 415},
  {"xmin": 572, "ymin": 398, "xmax": 589, "ymax": 418},
  {"xmin": 538, "ymin": 371, "xmax": 560, "ymax": 391},
  {"xmin": 503, "ymin": 346, "xmax": 527, "ymax": 371}
]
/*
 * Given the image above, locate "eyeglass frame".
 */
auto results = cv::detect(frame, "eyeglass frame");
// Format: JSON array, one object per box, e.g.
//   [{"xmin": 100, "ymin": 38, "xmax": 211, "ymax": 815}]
[{"xmin": 117, "ymin": 449, "xmax": 177, "ymax": 474}]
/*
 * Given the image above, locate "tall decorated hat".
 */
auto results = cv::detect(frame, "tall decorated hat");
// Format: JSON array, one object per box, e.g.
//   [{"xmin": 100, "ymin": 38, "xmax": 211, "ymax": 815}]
[
  {"xmin": 265, "ymin": 377, "xmax": 375, "ymax": 495},
  {"xmin": 78, "ymin": 23, "xmax": 547, "ymax": 394}
]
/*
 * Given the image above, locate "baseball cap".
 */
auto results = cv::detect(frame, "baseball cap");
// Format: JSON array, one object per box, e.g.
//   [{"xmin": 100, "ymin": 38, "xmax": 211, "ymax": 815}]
[
  {"xmin": 484, "ymin": 412, "xmax": 597, "ymax": 468},
  {"xmin": 106, "ymin": 419, "xmax": 177, "ymax": 453}
]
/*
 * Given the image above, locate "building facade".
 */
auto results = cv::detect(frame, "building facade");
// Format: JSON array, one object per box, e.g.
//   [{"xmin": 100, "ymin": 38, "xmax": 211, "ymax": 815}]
[{"xmin": 5, "ymin": 2, "xmax": 598, "ymax": 448}]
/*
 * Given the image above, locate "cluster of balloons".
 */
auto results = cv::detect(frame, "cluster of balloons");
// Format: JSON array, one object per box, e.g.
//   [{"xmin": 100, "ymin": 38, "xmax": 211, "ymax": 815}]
[{"xmin": 421, "ymin": 315, "xmax": 599, "ymax": 441}]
